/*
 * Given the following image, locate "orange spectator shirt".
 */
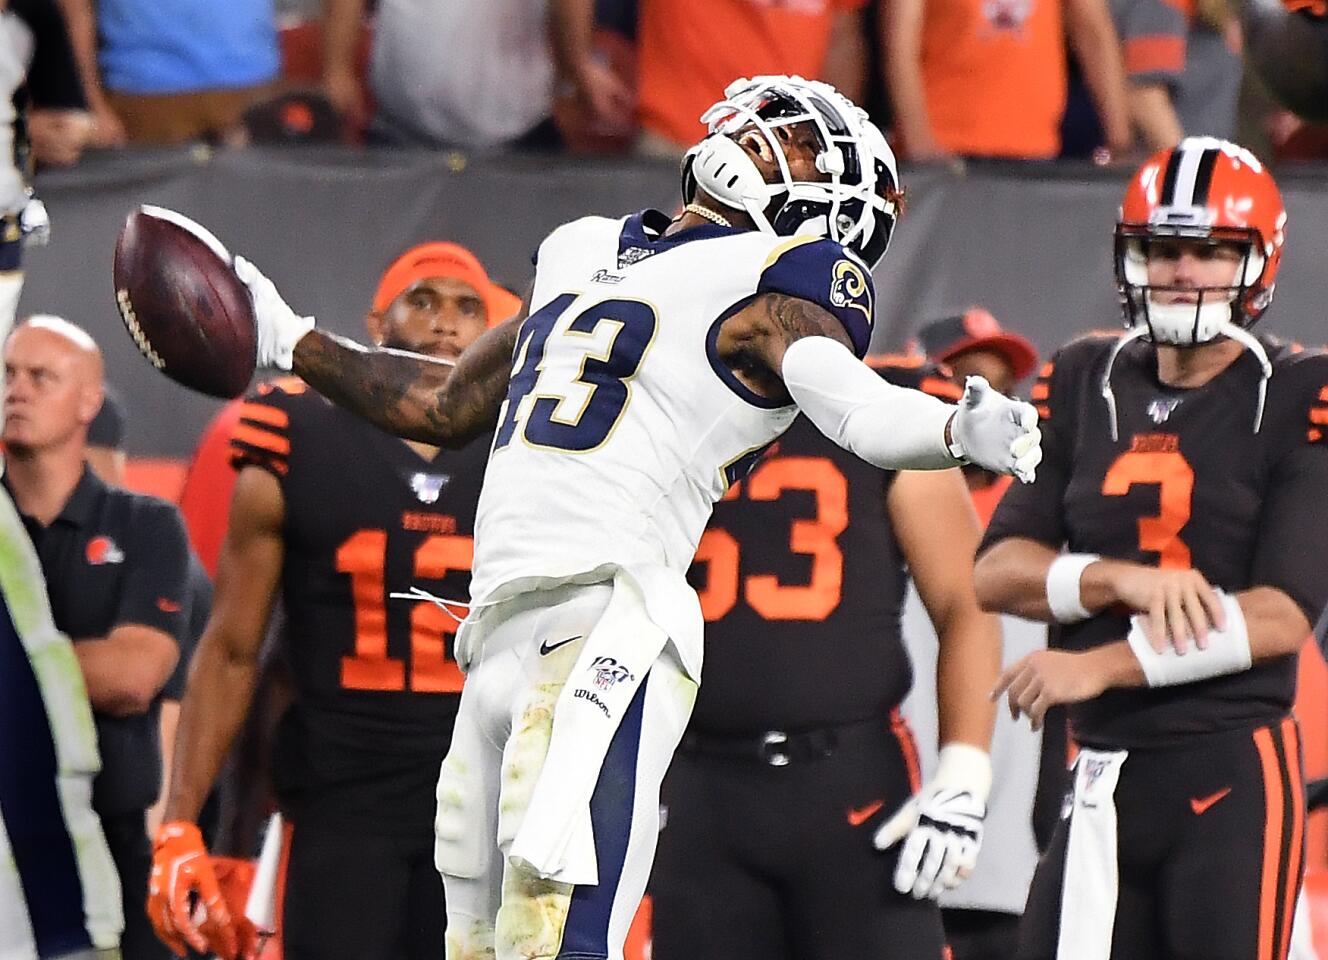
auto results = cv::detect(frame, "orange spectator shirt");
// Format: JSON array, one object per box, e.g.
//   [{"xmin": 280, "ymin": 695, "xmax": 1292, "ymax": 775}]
[
  {"xmin": 177, "ymin": 398, "xmax": 244, "ymax": 577},
  {"xmin": 921, "ymin": 0, "xmax": 1066, "ymax": 158},
  {"xmin": 638, "ymin": 0, "xmax": 866, "ymax": 149}
]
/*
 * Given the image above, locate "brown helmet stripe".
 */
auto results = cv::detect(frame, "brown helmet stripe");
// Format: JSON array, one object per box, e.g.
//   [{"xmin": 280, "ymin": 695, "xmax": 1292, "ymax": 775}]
[
  {"xmin": 1190, "ymin": 146, "xmax": 1221, "ymax": 207},
  {"xmin": 1159, "ymin": 147, "xmax": 1183, "ymax": 205}
]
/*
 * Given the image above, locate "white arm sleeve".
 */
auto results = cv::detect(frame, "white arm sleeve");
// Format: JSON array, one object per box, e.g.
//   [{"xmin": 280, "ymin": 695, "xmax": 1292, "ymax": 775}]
[{"xmin": 781, "ymin": 335, "xmax": 960, "ymax": 471}]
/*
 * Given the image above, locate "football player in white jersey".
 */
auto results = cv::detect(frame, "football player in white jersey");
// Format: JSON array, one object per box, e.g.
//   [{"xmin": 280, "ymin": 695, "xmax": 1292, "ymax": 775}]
[{"xmin": 164, "ymin": 76, "xmax": 1042, "ymax": 960}]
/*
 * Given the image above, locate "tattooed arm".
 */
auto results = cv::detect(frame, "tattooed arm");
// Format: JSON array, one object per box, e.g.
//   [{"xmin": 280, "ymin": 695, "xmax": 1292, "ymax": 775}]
[
  {"xmin": 721, "ymin": 292, "xmax": 967, "ymax": 469},
  {"xmin": 715, "ymin": 292, "xmax": 856, "ymax": 404},
  {"xmin": 292, "ymin": 306, "xmax": 524, "ymax": 447}
]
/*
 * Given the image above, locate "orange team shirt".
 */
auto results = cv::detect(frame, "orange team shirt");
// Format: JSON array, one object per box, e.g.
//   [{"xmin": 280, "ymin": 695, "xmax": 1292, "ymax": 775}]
[
  {"xmin": 921, "ymin": 0, "xmax": 1067, "ymax": 159},
  {"xmin": 637, "ymin": 0, "xmax": 867, "ymax": 149}
]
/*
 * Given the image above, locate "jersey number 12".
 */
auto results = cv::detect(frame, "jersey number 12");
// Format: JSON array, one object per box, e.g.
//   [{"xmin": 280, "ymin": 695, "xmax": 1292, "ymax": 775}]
[{"xmin": 336, "ymin": 530, "xmax": 471, "ymax": 693}]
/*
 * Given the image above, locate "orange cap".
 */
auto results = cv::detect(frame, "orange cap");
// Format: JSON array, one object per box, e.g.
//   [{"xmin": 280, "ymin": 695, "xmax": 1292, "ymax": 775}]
[
  {"xmin": 915, "ymin": 307, "xmax": 1039, "ymax": 382},
  {"xmin": 372, "ymin": 242, "xmax": 521, "ymax": 327}
]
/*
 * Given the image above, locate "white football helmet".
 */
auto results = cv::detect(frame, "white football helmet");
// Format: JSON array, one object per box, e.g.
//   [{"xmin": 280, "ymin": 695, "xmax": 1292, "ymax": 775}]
[{"xmin": 681, "ymin": 75, "xmax": 901, "ymax": 269}]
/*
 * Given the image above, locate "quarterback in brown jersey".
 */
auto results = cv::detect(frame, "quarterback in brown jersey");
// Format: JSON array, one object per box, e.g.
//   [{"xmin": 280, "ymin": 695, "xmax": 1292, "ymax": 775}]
[
  {"xmin": 976, "ymin": 138, "xmax": 1328, "ymax": 960},
  {"xmin": 145, "ymin": 243, "xmax": 518, "ymax": 960}
]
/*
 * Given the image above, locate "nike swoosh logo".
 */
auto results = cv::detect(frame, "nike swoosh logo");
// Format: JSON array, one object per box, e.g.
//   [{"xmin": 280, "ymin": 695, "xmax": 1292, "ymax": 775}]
[
  {"xmin": 539, "ymin": 635, "xmax": 583, "ymax": 656},
  {"xmin": 1190, "ymin": 787, "xmax": 1232, "ymax": 816},
  {"xmin": 847, "ymin": 799, "xmax": 885, "ymax": 827}
]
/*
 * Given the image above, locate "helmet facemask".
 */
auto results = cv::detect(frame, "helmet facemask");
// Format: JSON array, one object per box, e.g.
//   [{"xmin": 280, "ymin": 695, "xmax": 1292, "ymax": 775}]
[
  {"xmin": 1114, "ymin": 225, "xmax": 1268, "ymax": 346},
  {"xmin": 1106, "ymin": 227, "xmax": 1274, "ymax": 441},
  {"xmin": 682, "ymin": 76, "xmax": 901, "ymax": 268}
]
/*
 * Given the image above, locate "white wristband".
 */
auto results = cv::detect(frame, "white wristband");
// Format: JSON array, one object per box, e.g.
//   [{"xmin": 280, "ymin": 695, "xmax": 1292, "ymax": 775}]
[
  {"xmin": 1045, "ymin": 553, "xmax": 1100, "ymax": 623},
  {"xmin": 1125, "ymin": 590, "xmax": 1251, "ymax": 687}
]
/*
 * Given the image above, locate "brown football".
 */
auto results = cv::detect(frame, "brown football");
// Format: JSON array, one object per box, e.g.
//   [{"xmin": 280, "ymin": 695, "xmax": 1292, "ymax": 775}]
[{"xmin": 113, "ymin": 206, "xmax": 257, "ymax": 399}]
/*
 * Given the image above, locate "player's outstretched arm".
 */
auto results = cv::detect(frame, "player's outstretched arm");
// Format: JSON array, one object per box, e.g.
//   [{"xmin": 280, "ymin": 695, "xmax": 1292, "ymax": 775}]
[
  {"xmin": 236, "ymin": 255, "xmax": 522, "ymax": 447},
  {"xmin": 292, "ymin": 316, "xmax": 520, "ymax": 447},
  {"xmin": 718, "ymin": 292, "xmax": 1042, "ymax": 480}
]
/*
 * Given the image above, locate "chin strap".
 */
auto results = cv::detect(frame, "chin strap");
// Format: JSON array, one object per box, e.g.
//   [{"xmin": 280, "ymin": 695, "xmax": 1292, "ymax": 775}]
[
  {"xmin": 1101, "ymin": 324, "xmax": 1274, "ymax": 441},
  {"xmin": 688, "ymin": 134, "xmax": 779, "ymax": 234},
  {"xmin": 1099, "ymin": 326, "xmax": 1149, "ymax": 442},
  {"xmin": 1218, "ymin": 322, "xmax": 1273, "ymax": 433}
]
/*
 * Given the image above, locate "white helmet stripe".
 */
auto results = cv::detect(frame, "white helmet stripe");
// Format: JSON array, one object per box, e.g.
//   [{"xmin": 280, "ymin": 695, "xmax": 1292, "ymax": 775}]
[{"xmin": 1170, "ymin": 142, "xmax": 1208, "ymax": 209}]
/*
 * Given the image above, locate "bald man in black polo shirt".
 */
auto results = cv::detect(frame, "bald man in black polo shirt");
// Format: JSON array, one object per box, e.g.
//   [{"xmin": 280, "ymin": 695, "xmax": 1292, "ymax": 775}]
[{"xmin": 2, "ymin": 315, "xmax": 189, "ymax": 960}]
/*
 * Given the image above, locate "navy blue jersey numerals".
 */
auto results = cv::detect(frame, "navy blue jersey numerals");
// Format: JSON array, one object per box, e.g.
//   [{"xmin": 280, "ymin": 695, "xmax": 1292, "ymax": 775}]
[{"xmin": 495, "ymin": 295, "xmax": 658, "ymax": 452}]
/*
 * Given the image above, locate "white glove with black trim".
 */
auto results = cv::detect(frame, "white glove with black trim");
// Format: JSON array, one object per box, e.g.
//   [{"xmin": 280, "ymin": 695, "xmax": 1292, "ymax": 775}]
[
  {"xmin": 233, "ymin": 255, "xmax": 316, "ymax": 371},
  {"xmin": 949, "ymin": 375, "xmax": 1042, "ymax": 483},
  {"xmin": 873, "ymin": 743, "xmax": 991, "ymax": 900}
]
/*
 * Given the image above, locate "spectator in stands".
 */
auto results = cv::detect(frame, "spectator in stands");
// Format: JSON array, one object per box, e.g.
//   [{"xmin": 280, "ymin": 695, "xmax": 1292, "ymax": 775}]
[
  {"xmin": 0, "ymin": 482, "xmax": 123, "ymax": 960},
  {"xmin": 884, "ymin": 0, "xmax": 1133, "ymax": 160},
  {"xmin": 11, "ymin": 0, "xmax": 92, "ymax": 162},
  {"xmin": 323, "ymin": 0, "xmax": 562, "ymax": 150},
  {"xmin": 549, "ymin": 0, "xmax": 638, "ymax": 152},
  {"xmin": 0, "ymin": 0, "xmax": 89, "ymax": 344},
  {"xmin": 1110, "ymin": 0, "xmax": 1242, "ymax": 150},
  {"xmin": 553, "ymin": 0, "xmax": 869, "ymax": 156},
  {"xmin": 915, "ymin": 307, "xmax": 1039, "ymax": 513},
  {"xmin": 3, "ymin": 316, "xmax": 189, "ymax": 960},
  {"xmin": 57, "ymin": 0, "xmax": 341, "ymax": 146}
]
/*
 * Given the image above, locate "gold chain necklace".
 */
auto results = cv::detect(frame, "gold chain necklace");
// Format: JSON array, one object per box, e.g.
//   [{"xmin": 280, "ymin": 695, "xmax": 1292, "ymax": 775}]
[{"xmin": 683, "ymin": 203, "xmax": 733, "ymax": 228}]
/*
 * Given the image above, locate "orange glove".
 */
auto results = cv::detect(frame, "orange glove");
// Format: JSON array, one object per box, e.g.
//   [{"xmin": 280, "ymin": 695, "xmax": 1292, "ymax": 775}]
[
  {"xmin": 147, "ymin": 821, "xmax": 241, "ymax": 960},
  {"xmin": 213, "ymin": 858, "xmax": 263, "ymax": 960}
]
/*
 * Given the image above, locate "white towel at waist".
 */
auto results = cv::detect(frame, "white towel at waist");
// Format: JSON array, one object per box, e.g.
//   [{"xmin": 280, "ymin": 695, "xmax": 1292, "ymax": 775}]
[
  {"xmin": 1058, "ymin": 747, "xmax": 1128, "ymax": 960},
  {"xmin": 507, "ymin": 563, "xmax": 700, "ymax": 885}
]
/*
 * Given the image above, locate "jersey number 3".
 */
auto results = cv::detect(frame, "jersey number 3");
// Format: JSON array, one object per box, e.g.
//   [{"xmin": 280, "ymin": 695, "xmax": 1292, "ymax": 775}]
[
  {"xmin": 494, "ymin": 294, "xmax": 658, "ymax": 452},
  {"xmin": 1101, "ymin": 449, "xmax": 1194, "ymax": 568}
]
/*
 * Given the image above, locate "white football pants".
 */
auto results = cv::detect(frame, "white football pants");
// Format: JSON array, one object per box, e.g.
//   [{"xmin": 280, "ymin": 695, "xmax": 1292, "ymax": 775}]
[{"xmin": 435, "ymin": 582, "xmax": 696, "ymax": 960}]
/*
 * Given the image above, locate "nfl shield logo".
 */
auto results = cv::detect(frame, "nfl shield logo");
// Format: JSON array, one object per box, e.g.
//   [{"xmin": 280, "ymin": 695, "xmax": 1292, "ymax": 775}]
[
  {"xmin": 1147, "ymin": 398, "xmax": 1182, "ymax": 424},
  {"xmin": 410, "ymin": 472, "xmax": 450, "ymax": 504},
  {"xmin": 617, "ymin": 246, "xmax": 655, "ymax": 270},
  {"xmin": 589, "ymin": 655, "xmax": 635, "ymax": 690}
]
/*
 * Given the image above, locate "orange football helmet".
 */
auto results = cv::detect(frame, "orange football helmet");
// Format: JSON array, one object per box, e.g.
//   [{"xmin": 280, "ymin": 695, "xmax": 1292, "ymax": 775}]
[
  {"xmin": 1115, "ymin": 136, "xmax": 1286, "ymax": 342},
  {"xmin": 1102, "ymin": 139, "xmax": 1287, "ymax": 439}
]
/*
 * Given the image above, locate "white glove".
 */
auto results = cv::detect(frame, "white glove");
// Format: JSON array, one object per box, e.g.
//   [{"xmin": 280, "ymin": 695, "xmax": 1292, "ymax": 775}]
[
  {"xmin": 874, "ymin": 743, "xmax": 991, "ymax": 900},
  {"xmin": 20, "ymin": 195, "xmax": 49, "ymax": 247},
  {"xmin": 949, "ymin": 375, "xmax": 1042, "ymax": 483},
  {"xmin": 233, "ymin": 255, "xmax": 315, "ymax": 371}
]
